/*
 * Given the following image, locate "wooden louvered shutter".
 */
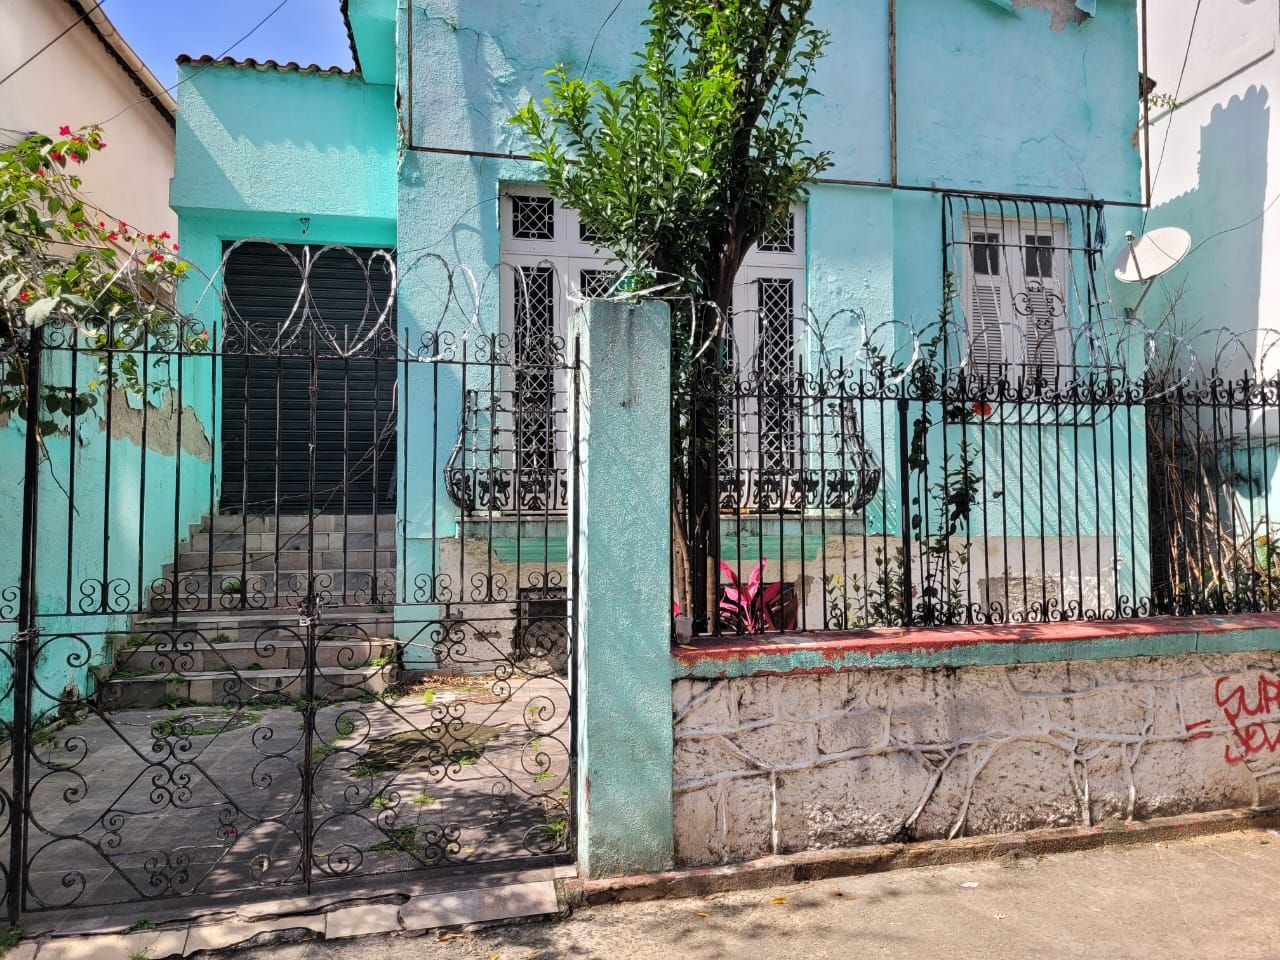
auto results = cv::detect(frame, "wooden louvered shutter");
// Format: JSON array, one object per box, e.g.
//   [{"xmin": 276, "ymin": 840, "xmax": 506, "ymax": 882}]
[
  {"xmin": 1021, "ymin": 234, "xmax": 1063, "ymax": 379},
  {"xmin": 968, "ymin": 231, "xmax": 1005, "ymax": 381}
]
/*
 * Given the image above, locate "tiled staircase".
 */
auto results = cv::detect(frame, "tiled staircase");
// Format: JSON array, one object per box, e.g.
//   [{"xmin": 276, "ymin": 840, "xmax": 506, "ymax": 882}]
[{"xmin": 96, "ymin": 513, "xmax": 399, "ymax": 708}]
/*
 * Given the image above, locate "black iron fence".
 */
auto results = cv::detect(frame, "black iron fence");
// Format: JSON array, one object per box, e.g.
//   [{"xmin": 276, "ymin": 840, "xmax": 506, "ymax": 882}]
[
  {"xmin": 675, "ymin": 311, "xmax": 1280, "ymax": 638},
  {"xmin": 0, "ymin": 244, "xmax": 577, "ymax": 921}
]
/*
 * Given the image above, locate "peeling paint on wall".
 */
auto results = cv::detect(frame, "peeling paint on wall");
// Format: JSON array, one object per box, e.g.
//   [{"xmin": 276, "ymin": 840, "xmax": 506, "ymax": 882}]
[
  {"xmin": 1014, "ymin": 0, "xmax": 1090, "ymax": 31},
  {"xmin": 104, "ymin": 388, "xmax": 212, "ymax": 461},
  {"xmin": 982, "ymin": 0, "xmax": 1092, "ymax": 30},
  {"xmin": 672, "ymin": 654, "xmax": 1280, "ymax": 866}
]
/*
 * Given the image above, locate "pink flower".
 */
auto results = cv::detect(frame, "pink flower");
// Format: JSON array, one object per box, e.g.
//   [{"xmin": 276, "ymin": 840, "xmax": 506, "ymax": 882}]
[
  {"xmin": 18, "ymin": 291, "xmax": 30, "ymax": 303},
  {"xmin": 172, "ymin": 244, "xmax": 180, "ymax": 251},
  {"xmin": 58, "ymin": 125, "xmax": 71, "ymax": 137},
  {"xmin": 50, "ymin": 151, "xmax": 63, "ymax": 162}
]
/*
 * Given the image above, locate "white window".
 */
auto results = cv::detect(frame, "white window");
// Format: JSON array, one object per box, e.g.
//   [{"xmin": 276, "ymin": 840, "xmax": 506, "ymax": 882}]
[
  {"xmin": 724, "ymin": 211, "xmax": 807, "ymax": 486},
  {"xmin": 960, "ymin": 215, "xmax": 1069, "ymax": 382},
  {"xmin": 498, "ymin": 188, "xmax": 807, "ymax": 511}
]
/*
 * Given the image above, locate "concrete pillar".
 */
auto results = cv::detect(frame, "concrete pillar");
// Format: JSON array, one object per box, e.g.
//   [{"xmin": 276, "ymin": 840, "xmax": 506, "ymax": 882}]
[{"xmin": 569, "ymin": 298, "xmax": 675, "ymax": 877}]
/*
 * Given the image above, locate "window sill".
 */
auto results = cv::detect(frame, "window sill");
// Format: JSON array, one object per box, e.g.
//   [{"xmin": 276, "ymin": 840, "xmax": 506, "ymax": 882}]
[{"xmin": 672, "ymin": 612, "xmax": 1280, "ymax": 679}]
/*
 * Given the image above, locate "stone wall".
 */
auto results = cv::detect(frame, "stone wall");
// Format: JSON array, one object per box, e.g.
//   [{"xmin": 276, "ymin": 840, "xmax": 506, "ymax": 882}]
[{"xmin": 672, "ymin": 653, "xmax": 1280, "ymax": 866}]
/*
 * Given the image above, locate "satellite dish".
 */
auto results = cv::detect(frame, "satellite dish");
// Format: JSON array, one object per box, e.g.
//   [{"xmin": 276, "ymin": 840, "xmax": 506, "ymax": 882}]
[
  {"xmin": 1114, "ymin": 227, "xmax": 1192, "ymax": 315},
  {"xmin": 1114, "ymin": 227, "xmax": 1191, "ymax": 283}
]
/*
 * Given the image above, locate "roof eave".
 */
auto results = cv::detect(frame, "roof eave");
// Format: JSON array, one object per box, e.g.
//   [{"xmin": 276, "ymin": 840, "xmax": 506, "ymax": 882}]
[
  {"xmin": 64, "ymin": 0, "xmax": 176, "ymax": 128},
  {"xmin": 340, "ymin": 0, "xmax": 363, "ymax": 75}
]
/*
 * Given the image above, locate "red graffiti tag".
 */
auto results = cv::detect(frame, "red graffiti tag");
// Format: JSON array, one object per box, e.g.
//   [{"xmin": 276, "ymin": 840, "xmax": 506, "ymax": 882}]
[
  {"xmin": 1184, "ymin": 719, "xmax": 1214, "ymax": 742},
  {"xmin": 1213, "ymin": 673, "xmax": 1280, "ymax": 765}
]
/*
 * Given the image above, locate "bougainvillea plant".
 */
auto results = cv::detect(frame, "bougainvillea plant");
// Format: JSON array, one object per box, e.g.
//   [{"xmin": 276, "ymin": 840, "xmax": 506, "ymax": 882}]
[{"xmin": 1, "ymin": 125, "xmax": 201, "ymax": 436}]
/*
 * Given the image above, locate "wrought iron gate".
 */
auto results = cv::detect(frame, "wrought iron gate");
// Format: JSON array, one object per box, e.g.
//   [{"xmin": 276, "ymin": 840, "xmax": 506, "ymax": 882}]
[{"xmin": 0, "ymin": 247, "xmax": 578, "ymax": 920}]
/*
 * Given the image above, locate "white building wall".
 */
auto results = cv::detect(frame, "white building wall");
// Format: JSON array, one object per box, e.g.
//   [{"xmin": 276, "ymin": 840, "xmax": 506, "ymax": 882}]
[{"xmin": 1140, "ymin": 0, "xmax": 1280, "ymax": 377}]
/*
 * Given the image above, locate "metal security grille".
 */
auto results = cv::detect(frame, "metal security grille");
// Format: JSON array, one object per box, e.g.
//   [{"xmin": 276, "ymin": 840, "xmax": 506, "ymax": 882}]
[
  {"xmin": 756, "ymin": 277, "xmax": 798, "ymax": 472},
  {"xmin": 1, "ymin": 250, "xmax": 579, "ymax": 924},
  {"xmin": 511, "ymin": 195, "xmax": 555, "ymax": 240},
  {"xmin": 220, "ymin": 243, "xmax": 396, "ymax": 513},
  {"xmin": 513, "ymin": 265, "xmax": 557, "ymax": 474},
  {"xmin": 943, "ymin": 193, "xmax": 1102, "ymax": 390},
  {"xmin": 757, "ymin": 210, "xmax": 797, "ymax": 253}
]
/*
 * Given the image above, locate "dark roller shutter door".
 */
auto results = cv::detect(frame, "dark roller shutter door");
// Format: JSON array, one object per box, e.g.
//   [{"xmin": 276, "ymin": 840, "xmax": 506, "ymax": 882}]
[{"xmin": 220, "ymin": 242, "xmax": 396, "ymax": 514}]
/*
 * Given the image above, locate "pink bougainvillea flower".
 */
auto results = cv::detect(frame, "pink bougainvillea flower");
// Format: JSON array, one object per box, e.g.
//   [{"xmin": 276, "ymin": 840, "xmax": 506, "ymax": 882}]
[
  {"xmin": 18, "ymin": 291, "xmax": 30, "ymax": 303},
  {"xmin": 172, "ymin": 244, "xmax": 181, "ymax": 251},
  {"xmin": 49, "ymin": 151, "xmax": 63, "ymax": 162},
  {"xmin": 58, "ymin": 125, "xmax": 71, "ymax": 137}
]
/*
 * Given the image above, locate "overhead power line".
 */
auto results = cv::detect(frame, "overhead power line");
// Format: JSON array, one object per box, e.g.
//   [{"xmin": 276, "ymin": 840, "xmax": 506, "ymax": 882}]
[
  {"xmin": 1143, "ymin": 0, "xmax": 1203, "ymax": 226},
  {"xmin": 97, "ymin": 0, "xmax": 292, "ymax": 126},
  {"xmin": 0, "ymin": 0, "xmax": 108, "ymax": 88}
]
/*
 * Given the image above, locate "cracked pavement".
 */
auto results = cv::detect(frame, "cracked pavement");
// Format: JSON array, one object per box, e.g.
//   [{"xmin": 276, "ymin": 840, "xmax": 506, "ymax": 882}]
[{"xmin": 228, "ymin": 828, "xmax": 1280, "ymax": 960}]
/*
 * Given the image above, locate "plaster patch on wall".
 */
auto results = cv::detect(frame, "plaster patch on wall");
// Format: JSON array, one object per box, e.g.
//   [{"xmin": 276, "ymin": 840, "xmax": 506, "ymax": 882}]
[
  {"xmin": 1013, "ymin": 0, "xmax": 1089, "ymax": 31},
  {"xmin": 672, "ymin": 654, "xmax": 1280, "ymax": 866},
  {"xmin": 104, "ymin": 388, "xmax": 212, "ymax": 461}
]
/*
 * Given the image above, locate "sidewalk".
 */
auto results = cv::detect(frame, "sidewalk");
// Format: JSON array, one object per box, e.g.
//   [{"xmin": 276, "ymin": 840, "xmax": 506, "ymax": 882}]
[{"xmin": 224, "ymin": 828, "xmax": 1280, "ymax": 960}]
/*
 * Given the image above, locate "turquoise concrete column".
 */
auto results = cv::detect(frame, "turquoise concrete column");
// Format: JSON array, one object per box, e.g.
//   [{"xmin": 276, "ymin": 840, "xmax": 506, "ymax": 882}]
[{"xmin": 570, "ymin": 298, "xmax": 675, "ymax": 877}]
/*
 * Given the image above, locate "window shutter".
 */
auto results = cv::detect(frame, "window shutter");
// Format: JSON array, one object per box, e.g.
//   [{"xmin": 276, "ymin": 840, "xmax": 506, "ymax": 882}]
[
  {"xmin": 1022, "ymin": 277, "xmax": 1063, "ymax": 373},
  {"xmin": 968, "ymin": 280, "xmax": 1005, "ymax": 380}
]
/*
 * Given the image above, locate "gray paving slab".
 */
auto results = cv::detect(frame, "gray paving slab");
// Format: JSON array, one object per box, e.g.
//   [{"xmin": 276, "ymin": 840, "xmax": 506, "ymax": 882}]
[
  {"xmin": 216, "ymin": 830, "xmax": 1280, "ymax": 960},
  {"xmin": 19, "ymin": 678, "xmax": 570, "ymax": 910}
]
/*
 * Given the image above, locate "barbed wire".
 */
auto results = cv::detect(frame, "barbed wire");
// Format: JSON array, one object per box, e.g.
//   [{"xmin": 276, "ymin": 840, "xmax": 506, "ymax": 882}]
[{"xmin": 11, "ymin": 239, "xmax": 1280, "ymax": 398}]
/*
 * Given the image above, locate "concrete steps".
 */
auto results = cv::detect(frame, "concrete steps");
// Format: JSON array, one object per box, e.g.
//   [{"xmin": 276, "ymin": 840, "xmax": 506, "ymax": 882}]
[
  {"xmin": 96, "ymin": 664, "xmax": 394, "ymax": 709},
  {"xmin": 113, "ymin": 635, "xmax": 398, "ymax": 674},
  {"xmin": 175, "ymin": 547, "xmax": 396, "ymax": 572},
  {"xmin": 150, "ymin": 569, "xmax": 392, "ymax": 599},
  {"xmin": 102, "ymin": 512, "xmax": 400, "ymax": 708},
  {"xmin": 130, "ymin": 608, "xmax": 397, "ymax": 633}
]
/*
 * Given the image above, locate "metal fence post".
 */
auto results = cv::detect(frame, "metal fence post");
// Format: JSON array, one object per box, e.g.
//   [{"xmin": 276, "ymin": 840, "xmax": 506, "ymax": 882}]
[
  {"xmin": 8, "ymin": 326, "xmax": 43, "ymax": 924},
  {"xmin": 897, "ymin": 395, "xmax": 914, "ymax": 627}
]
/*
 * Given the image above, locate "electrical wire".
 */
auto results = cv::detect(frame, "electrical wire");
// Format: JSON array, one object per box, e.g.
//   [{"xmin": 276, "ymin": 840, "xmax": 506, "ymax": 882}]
[
  {"xmin": 1143, "ymin": 0, "xmax": 1202, "ymax": 227},
  {"xmin": 96, "ymin": 0, "xmax": 292, "ymax": 126},
  {"xmin": 582, "ymin": 0, "xmax": 626, "ymax": 76},
  {"xmin": 0, "ymin": 0, "xmax": 108, "ymax": 88},
  {"xmin": 1184, "ymin": 190, "xmax": 1280, "ymax": 262}
]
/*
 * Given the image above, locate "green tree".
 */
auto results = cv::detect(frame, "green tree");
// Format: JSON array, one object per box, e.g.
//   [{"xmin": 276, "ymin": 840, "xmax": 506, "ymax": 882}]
[
  {"xmin": 511, "ymin": 0, "xmax": 833, "ymax": 624},
  {"xmin": 1, "ymin": 126, "xmax": 198, "ymax": 437},
  {"xmin": 511, "ymin": 0, "xmax": 831, "ymax": 319}
]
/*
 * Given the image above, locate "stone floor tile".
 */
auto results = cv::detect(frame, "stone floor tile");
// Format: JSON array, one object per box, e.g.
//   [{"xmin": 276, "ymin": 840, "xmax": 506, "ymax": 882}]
[
  {"xmin": 181, "ymin": 915, "xmax": 323, "ymax": 955},
  {"xmin": 123, "ymin": 929, "xmax": 189, "ymax": 959},
  {"xmin": 323, "ymin": 903, "xmax": 401, "ymax": 940},
  {"xmin": 399, "ymin": 879, "xmax": 559, "ymax": 931},
  {"xmin": 37, "ymin": 934, "xmax": 130, "ymax": 960}
]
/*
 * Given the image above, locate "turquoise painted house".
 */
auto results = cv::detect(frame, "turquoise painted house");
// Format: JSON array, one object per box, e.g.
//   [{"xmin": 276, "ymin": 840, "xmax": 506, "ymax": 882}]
[{"xmin": 160, "ymin": 0, "xmax": 1147, "ymax": 650}]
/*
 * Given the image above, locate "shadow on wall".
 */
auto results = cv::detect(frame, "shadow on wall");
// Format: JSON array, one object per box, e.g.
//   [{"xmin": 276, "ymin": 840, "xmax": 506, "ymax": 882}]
[{"xmin": 1145, "ymin": 85, "xmax": 1270, "ymax": 373}]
